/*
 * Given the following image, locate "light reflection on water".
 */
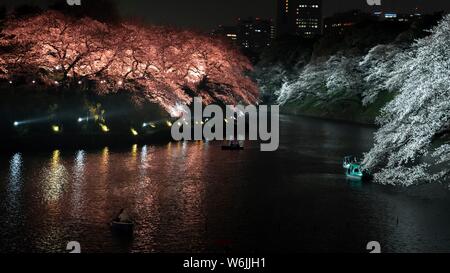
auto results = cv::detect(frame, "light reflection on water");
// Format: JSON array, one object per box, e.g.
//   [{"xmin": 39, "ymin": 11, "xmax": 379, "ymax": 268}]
[
  {"xmin": 1, "ymin": 115, "xmax": 450, "ymax": 253},
  {"xmin": 74, "ymin": 150, "xmax": 86, "ymax": 181},
  {"xmin": 8, "ymin": 153, "xmax": 23, "ymax": 197},
  {"xmin": 6, "ymin": 153, "xmax": 24, "ymax": 229},
  {"xmin": 71, "ymin": 150, "xmax": 86, "ymax": 216},
  {"xmin": 42, "ymin": 150, "xmax": 68, "ymax": 203}
]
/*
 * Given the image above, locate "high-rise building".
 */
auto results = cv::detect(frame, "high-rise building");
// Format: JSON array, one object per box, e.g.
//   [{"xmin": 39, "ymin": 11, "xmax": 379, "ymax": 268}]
[
  {"xmin": 237, "ymin": 17, "xmax": 273, "ymax": 52},
  {"xmin": 212, "ymin": 25, "xmax": 239, "ymax": 44},
  {"xmin": 212, "ymin": 17, "xmax": 273, "ymax": 59},
  {"xmin": 277, "ymin": 0, "xmax": 323, "ymax": 38}
]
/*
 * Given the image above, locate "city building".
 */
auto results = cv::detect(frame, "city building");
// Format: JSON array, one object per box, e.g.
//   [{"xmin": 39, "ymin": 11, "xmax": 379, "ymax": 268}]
[
  {"xmin": 212, "ymin": 17, "xmax": 273, "ymax": 53},
  {"xmin": 276, "ymin": 0, "xmax": 323, "ymax": 38},
  {"xmin": 212, "ymin": 25, "xmax": 238, "ymax": 44},
  {"xmin": 237, "ymin": 17, "xmax": 273, "ymax": 52}
]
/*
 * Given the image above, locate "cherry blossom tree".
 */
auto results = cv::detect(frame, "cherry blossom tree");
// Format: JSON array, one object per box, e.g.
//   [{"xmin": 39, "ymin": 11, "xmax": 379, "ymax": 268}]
[
  {"xmin": 0, "ymin": 11, "xmax": 258, "ymax": 113},
  {"xmin": 363, "ymin": 15, "xmax": 450, "ymax": 186},
  {"xmin": 358, "ymin": 43, "xmax": 407, "ymax": 105},
  {"xmin": 276, "ymin": 59, "xmax": 327, "ymax": 104},
  {"xmin": 276, "ymin": 53, "xmax": 363, "ymax": 106}
]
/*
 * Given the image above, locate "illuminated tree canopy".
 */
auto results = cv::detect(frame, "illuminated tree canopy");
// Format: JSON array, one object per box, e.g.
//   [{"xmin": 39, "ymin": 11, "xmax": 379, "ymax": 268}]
[
  {"xmin": 0, "ymin": 11, "xmax": 259, "ymax": 114},
  {"xmin": 255, "ymin": 14, "xmax": 450, "ymax": 186},
  {"xmin": 362, "ymin": 15, "xmax": 450, "ymax": 186}
]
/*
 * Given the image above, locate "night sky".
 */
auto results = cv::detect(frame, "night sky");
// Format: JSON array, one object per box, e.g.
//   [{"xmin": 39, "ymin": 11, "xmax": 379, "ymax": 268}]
[{"xmin": 2, "ymin": 0, "xmax": 450, "ymax": 30}]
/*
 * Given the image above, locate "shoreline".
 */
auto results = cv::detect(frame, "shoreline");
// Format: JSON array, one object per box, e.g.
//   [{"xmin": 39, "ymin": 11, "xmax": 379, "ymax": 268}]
[
  {"xmin": 0, "ymin": 112, "xmax": 378, "ymax": 153},
  {"xmin": 0, "ymin": 129, "xmax": 173, "ymax": 153},
  {"xmin": 279, "ymin": 109, "xmax": 378, "ymax": 128}
]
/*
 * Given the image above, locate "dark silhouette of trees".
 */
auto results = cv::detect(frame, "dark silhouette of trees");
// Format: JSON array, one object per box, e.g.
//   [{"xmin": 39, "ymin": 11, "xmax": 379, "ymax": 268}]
[
  {"xmin": 49, "ymin": 0, "xmax": 121, "ymax": 24},
  {"xmin": 12, "ymin": 5, "xmax": 43, "ymax": 18},
  {"xmin": 0, "ymin": 6, "xmax": 6, "ymax": 21}
]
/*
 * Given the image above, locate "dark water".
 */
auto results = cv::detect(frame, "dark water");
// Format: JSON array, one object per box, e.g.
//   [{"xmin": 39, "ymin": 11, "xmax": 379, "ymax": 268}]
[{"xmin": 1, "ymin": 115, "xmax": 450, "ymax": 253}]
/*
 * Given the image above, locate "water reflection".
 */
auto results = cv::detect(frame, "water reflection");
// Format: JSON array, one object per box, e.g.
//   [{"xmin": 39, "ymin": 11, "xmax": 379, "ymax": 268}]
[
  {"xmin": 95, "ymin": 147, "xmax": 110, "ymax": 222},
  {"xmin": 6, "ymin": 153, "xmax": 23, "ymax": 222},
  {"xmin": 2, "ymin": 115, "xmax": 450, "ymax": 253},
  {"xmin": 8, "ymin": 153, "xmax": 23, "ymax": 195},
  {"xmin": 140, "ymin": 145, "xmax": 148, "ymax": 164},
  {"xmin": 71, "ymin": 150, "xmax": 86, "ymax": 215},
  {"xmin": 74, "ymin": 150, "xmax": 86, "ymax": 181},
  {"xmin": 138, "ymin": 145, "xmax": 151, "ymax": 182},
  {"xmin": 100, "ymin": 147, "xmax": 110, "ymax": 174},
  {"xmin": 131, "ymin": 144, "xmax": 138, "ymax": 159},
  {"xmin": 42, "ymin": 150, "xmax": 68, "ymax": 203}
]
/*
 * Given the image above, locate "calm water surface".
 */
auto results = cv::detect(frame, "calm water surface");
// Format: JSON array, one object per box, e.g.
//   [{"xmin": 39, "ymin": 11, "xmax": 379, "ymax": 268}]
[{"xmin": 1, "ymin": 115, "xmax": 450, "ymax": 253}]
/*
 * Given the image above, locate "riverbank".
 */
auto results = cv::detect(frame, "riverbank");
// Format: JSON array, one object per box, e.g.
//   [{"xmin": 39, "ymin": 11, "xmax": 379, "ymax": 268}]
[
  {"xmin": 0, "ymin": 129, "xmax": 173, "ymax": 152},
  {"xmin": 278, "ymin": 91, "xmax": 395, "ymax": 126}
]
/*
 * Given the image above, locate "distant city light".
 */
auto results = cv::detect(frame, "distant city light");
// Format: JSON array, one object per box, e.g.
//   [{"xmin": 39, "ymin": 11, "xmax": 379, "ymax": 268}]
[
  {"xmin": 131, "ymin": 128, "xmax": 139, "ymax": 136},
  {"xmin": 13, "ymin": 121, "xmax": 19, "ymax": 127},
  {"xmin": 78, "ymin": 117, "xmax": 84, "ymax": 123},
  {"xmin": 52, "ymin": 125, "xmax": 60, "ymax": 133}
]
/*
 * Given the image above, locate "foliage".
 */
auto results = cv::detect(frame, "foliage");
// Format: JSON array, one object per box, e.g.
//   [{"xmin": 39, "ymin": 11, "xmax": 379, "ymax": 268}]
[
  {"xmin": 363, "ymin": 15, "xmax": 450, "ymax": 185},
  {"xmin": 0, "ymin": 11, "xmax": 258, "ymax": 115}
]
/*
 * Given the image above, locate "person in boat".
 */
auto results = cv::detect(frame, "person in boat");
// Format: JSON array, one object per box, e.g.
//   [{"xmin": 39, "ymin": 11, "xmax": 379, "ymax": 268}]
[
  {"xmin": 115, "ymin": 208, "xmax": 131, "ymax": 223},
  {"xmin": 230, "ymin": 139, "xmax": 240, "ymax": 148}
]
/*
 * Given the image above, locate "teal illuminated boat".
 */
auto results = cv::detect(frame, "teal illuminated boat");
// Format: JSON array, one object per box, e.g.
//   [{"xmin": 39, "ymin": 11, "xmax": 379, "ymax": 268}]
[{"xmin": 346, "ymin": 163, "xmax": 364, "ymax": 179}]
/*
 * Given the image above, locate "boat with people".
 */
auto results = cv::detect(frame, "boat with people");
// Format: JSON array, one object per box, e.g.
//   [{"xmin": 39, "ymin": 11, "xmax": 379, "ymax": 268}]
[
  {"xmin": 110, "ymin": 208, "xmax": 134, "ymax": 234},
  {"xmin": 343, "ymin": 156, "xmax": 358, "ymax": 169},
  {"xmin": 222, "ymin": 140, "xmax": 244, "ymax": 150},
  {"xmin": 343, "ymin": 156, "xmax": 370, "ymax": 180}
]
